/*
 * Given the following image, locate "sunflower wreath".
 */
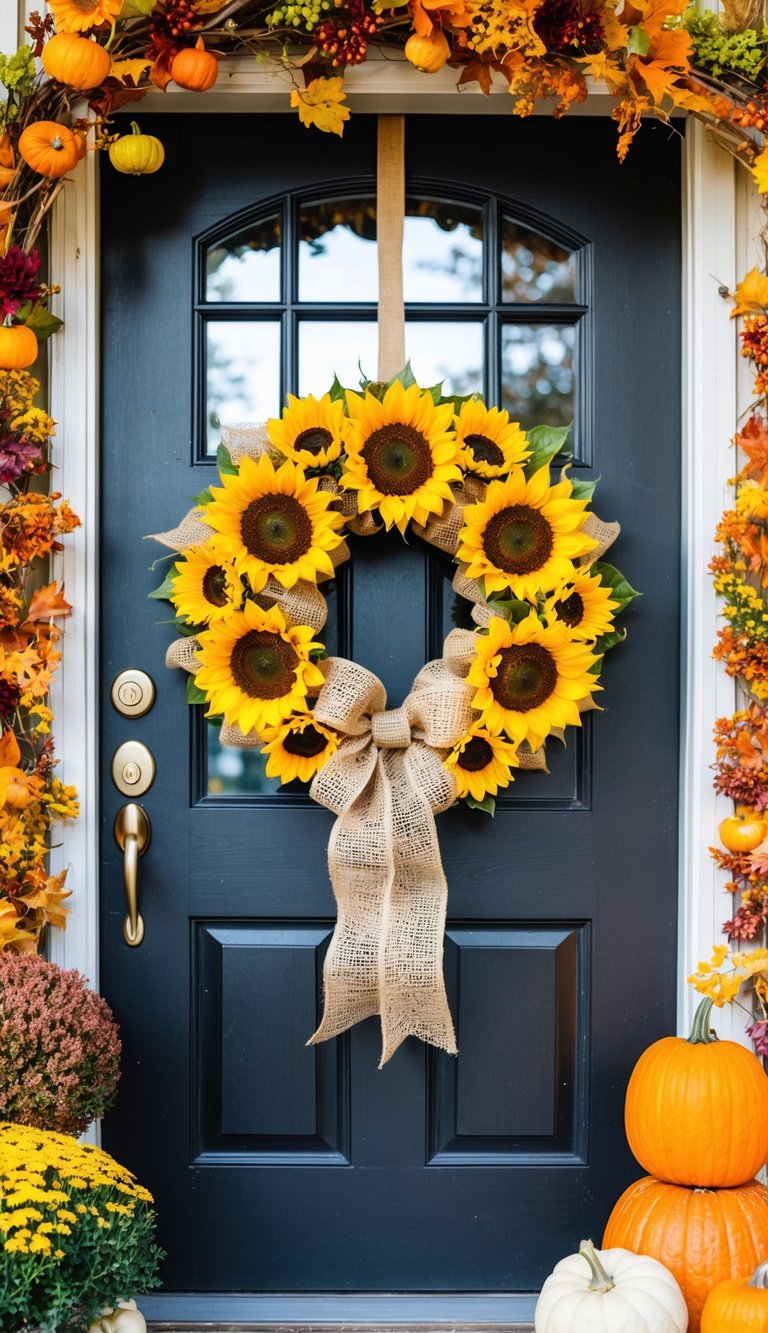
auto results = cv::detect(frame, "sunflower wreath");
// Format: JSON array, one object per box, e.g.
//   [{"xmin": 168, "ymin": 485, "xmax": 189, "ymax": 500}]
[{"xmin": 150, "ymin": 371, "xmax": 638, "ymax": 1065}]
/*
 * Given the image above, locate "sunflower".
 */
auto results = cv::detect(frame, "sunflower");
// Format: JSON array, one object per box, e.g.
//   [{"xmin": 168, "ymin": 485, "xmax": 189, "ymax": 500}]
[
  {"xmin": 456, "ymin": 466, "xmax": 598, "ymax": 603},
  {"xmin": 170, "ymin": 545, "xmax": 242, "ymax": 626},
  {"xmin": 261, "ymin": 712, "xmax": 339, "ymax": 784},
  {"xmin": 194, "ymin": 601, "xmax": 325, "ymax": 736},
  {"xmin": 48, "ymin": 0, "xmax": 122, "ymax": 30},
  {"xmin": 467, "ymin": 614, "xmax": 600, "ymax": 751},
  {"xmin": 205, "ymin": 453, "xmax": 345, "ymax": 594},
  {"xmin": 267, "ymin": 393, "xmax": 347, "ymax": 469},
  {"xmin": 454, "ymin": 400, "xmax": 530, "ymax": 479},
  {"xmin": 444, "ymin": 726, "xmax": 519, "ymax": 802},
  {"xmin": 544, "ymin": 568, "xmax": 620, "ymax": 641},
  {"xmin": 341, "ymin": 380, "xmax": 461, "ymax": 534}
]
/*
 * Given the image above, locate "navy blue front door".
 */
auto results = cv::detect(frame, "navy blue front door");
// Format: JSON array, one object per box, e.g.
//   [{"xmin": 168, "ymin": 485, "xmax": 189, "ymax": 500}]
[{"xmin": 100, "ymin": 113, "xmax": 681, "ymax": 1318}]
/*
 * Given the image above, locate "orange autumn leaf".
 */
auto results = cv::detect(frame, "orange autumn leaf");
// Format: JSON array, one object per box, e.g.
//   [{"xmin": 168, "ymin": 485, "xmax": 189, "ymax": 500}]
[
  {"xmin": 0, "ymin": 730, "xmax": 20, "ymax": 768},
  {"xmin": 631, "ymin": 28, "xmax": 692, "ymax": 104},
  {"xmin": 411, "ymin": 0, "xmax": 472, "ymax": 35},
  {"xmin": 736, "ymin": 415, "xmax": 768, "ymax": 481},
  {"xmin": 731, "ymin": 267, "xmax": 768, "ymax": 319},
  {"xmin": 25, "ymin": 582, "xmax": 72, "ymax": 623}
]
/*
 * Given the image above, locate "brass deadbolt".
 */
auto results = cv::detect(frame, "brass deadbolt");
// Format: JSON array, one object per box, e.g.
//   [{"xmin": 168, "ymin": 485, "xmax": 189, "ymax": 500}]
[
  {"xmin": 111, "ymin": 669, "xmax": 156, "ymax": 718},
  {"xmin": 111, "ymin": 740, "xmax": 156, "ymax": 798}
]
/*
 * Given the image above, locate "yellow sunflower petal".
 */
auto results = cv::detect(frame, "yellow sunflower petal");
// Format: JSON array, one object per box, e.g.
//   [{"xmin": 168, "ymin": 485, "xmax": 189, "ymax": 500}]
[
  {"xmin": 455, "ymin": 399, "xmax": 530, "ymax": 479},
  {"xmin": 266, "ymin": 393, "xmax": 347, "ymax": 468},
  {"xmin": 544, "ymin": 568, "xmax": 620, "ymax": 641},
  {"xmin": 444, "ymin": 726, "xmax": 519, "ymax": 800},
  {"xmin": 48, "ymin": 0, "xmax": 122, "ymax": 30},
  {"xmin": 261, "ymin": 712, "xmax": 339, "ymax": 784},
  {"xmin": 170, "ymin": 544, "xmax": 242, "ymax": 626}
]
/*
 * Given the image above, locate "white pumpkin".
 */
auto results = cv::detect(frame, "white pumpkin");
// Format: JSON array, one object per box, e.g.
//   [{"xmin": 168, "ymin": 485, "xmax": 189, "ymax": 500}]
[
  {"xmin": 535, "ymin": 1239, "xmax": 688, "ymax": 1333},
  {"xmin": 88, "ymin": 1299, "xmax": 147, "ymax": 1333}
]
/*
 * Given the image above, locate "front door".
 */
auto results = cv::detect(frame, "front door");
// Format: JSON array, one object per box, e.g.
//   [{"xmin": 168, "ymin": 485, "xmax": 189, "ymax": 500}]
[{"xmin": 100, "ymin": 113, "xmax": 681, "ymax": 1323}]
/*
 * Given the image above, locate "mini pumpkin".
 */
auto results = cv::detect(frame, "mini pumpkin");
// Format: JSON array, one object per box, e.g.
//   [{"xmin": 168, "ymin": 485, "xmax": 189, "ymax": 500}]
[
  {"xmin": 41, "ymin": 32, "xmax": 111, "ymax": 89},
  {"xmin": 701, "ymin": 1259, "xmax": 768, "ymax": 1331},
  {"xmin": 534, "ymin": 1238, "xmax": 688, "ymax": 1332},
  {"xmin": 18, "ymin": 121, "xmax": 81, "ymax": 178},
  {"xmin": 719, "ymin": 804, "xmax": 768, "ymax": 852},
  {"xmin": 88, "ymin": 1299, "xmax": 146, "ymax": 1333},
  {"xmin": 170, "ymin": 36, "xmax": 219, "ymax": 91},
  {"xmin": 108, "ymin": 122, "xmax": 165, "ymax": 176},
  {"xmin": 624, "ymin": 995, "xmax": 768, "ymax": 1187},
  {"xmin": 603, "ymin": 1175, "xmax": 768, "ymax": 1333},
  {"xmin": 0, "ymin": 325, "xmax": 38, "ymax": 370},
  {"xmin": 404, "ymin": 29, "xmax": 451, "ymax": 72}
]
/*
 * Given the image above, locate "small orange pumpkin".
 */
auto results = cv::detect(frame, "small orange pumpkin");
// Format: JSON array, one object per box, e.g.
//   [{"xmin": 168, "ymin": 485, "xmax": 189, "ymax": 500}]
[
  {"xmin": 719, "ymin": 804, "xmax": 768, "ymax": 853},
  {"xmin": 41, "ymin": 32, "xmax": 111, "ymax": 90},
  {"xmin": 404, "ymin": 29, "xmax": 451, "ymax": 72},
  {"xmin": 603, "ymin": 1176, "xmax": 768, "ymax": 1333},
  {"xmin": 18, "ymin": 121, "xmax": 81, "ymax": 179},
  {"xmin": 0, "ymin": 325, "xmax": 38, "ymax": 370},
  {"xmin": 624, "ymin": 995, "xmax": 768, "ymax": 1187},
  {"xmin": 702, "ymin": 1260, "xmax": 768, "ymax": 1330},
  {"xmin": 170, "ymin": 36, "xmax": 219, "ymax": 91}
]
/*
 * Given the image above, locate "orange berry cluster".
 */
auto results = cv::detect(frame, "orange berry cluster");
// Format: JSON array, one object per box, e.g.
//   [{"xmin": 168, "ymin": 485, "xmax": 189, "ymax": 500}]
[{"xmin": 733, "ymin": 96, "xmax": 768, "ymax": 132}]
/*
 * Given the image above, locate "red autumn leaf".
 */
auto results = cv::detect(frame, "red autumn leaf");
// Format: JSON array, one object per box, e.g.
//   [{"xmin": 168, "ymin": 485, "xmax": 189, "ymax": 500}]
[{"xmin": 25, "ymin": 582, "xmax": 72, "ymax": 623}]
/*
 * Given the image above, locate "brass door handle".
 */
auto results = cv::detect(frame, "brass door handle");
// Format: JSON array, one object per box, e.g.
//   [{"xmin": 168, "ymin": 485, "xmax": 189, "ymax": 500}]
[{"xmin": 114, "ymin": 803, "xmax": 151, "ymax": 947}]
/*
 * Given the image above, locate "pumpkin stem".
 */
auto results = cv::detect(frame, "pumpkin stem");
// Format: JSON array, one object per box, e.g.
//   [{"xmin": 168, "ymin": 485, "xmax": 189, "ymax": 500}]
[
  {"xmin": 579, "ymin": 1239, "xmax": 615, "ymax": 1293},
  {"xmin": 688, "ymin": 995, "xmax": 719, "ymax": 1044},
  {"xmin": 749, "ymin": 1261, "xmax": 768, "ymax": 1288},
  {"xmin": 129, "ymin": 122, "xmax": 143, "ymax": 137}
]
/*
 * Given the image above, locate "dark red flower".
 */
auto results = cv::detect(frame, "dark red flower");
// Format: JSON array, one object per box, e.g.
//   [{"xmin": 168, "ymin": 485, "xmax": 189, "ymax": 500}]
[
  {"xmin": 0, "ymin": 678, "xmax": 20, "ymax": 719},
  {"xmin": 534, "ymin": 0, "xmax": 604, "ymax": 52},
  {"xmin": 0, "ymin": 434, "xmax": 42, "ymax": 485},
  {"xmin": 0, "ymin": 248, "xmax": 41, "ymax": 319},
  {"xmin": 747, "ymin": 1019, "xmax": 768, "ymax": 1057}
]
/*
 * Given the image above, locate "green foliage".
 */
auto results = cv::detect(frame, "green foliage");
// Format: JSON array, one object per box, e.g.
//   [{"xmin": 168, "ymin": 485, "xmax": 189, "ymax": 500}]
[
  {"xmin": 465, "ymin": 792, "xmax": 496, "ymax": 815},
  {"xmin": 684, "ymin": 7, "xmax": 767, "ymax": 79},
  {"xmin": 186, "ymin": 676, "xmax": 208, "ymax": 705},
  {"xmin": 592, "ymin": 561, "xmax": 641, "ymax": 614},
  {"xmin": 0, "ymin": 46, "xmax": 36, "ymax": 111},
  {"xmin": 148, "ymin": 565, "xmax": 179, "ymax": 602},
  {"xmin": 524, "ymin": 424, "xmax": 572, "ymax": 478}
]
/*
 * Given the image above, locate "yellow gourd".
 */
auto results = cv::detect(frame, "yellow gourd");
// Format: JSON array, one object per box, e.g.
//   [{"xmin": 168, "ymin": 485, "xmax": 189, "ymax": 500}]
[{"xmin": 108, "ymin": 122, "xmax": 165, "ymax": 176}]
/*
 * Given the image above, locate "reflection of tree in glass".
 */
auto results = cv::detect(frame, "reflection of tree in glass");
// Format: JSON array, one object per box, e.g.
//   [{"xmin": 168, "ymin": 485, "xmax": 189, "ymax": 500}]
[
  {"xmin": 501, "ymin": 220, "xmax": 577, "ymax": 304},
  {"xmin": 501, "ymin": 326, "xmax": 575, "ymax": 430},
  {"xmin": 206, "ymin": 216, "xmax": 282, "ymax": 302},
  {"xmin": 207, "ymin": 721, "xmax": 276, "ymax": 795},
  {"xmin": 206, "ymin": 334, "xmax": 250, "ymax": 452}
]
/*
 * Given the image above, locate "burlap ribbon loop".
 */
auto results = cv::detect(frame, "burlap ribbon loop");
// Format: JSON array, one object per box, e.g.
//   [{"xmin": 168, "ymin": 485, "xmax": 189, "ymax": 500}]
[{"xmin": 308, "ymin": 643, "xmax": 476, "ymax": 1066}]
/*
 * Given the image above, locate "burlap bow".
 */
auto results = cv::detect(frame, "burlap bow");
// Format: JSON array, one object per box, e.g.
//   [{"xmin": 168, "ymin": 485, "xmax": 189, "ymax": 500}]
[{"xmin": 307, "ymin": 633, "xmax": 477, "ymax": 1067}]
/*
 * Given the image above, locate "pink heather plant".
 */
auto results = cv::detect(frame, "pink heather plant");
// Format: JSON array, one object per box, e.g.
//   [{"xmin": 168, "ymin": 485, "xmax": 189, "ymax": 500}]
[{"xmin": 0, "ymin": 953, "xmax": 121, "ymax": 1136}]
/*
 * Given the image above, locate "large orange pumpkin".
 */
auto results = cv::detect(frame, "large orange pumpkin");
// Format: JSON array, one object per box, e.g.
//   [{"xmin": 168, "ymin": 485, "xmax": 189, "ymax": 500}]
[
  {"xmin": 603, "ymin": 1176, "xmax": 768, "ymax": 1333},
  {"xmin": 701, "ymin": 1260, "xmax": 768, "ymax": 1331},
  {"xmin": 170, "ymin": 37, "xmax": 218, "ymax": 91},
  {"xmin": 624, "ymin": 995, "xmax": 768, "ymax": 1187},
  {"xmin": 41, "ymin": 32, "xmax": 111, "ymax": 89},
  {"xmin": 18, "ymin": 121, "xmax": 81, "ymax": 178},
  {"xmin": 0, "ymin": 326, "xmax": 38, "ymax": 370}
]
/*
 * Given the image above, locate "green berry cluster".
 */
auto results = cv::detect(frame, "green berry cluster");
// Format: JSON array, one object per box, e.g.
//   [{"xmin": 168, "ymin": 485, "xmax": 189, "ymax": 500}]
[
  {"xmin": 266, "ymin": 0, "xmax": 333, "ymax": 33},
  {"xmin": 684, "ymin": 7, "xmax": 767, "ymax": 80},
  {"xmin": 0, "ymin": 46, "xmax": 36, "ymax": 102}
]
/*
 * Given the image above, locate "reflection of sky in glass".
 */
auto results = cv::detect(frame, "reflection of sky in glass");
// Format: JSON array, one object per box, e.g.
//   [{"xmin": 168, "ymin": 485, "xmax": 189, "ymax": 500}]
[
  {"xmin": 206, "ymin": 219, "xmax": 281, "ymax": 302},
  {"xmin": 404, "ymin": 323, "xmax": 483, "ymax": 397},
  {"xmin": 501, "ymin": 324, "xmax": 576, "ymax": 430},
  {"xmin": 206, "ymin": 322, "xmax": 281, "ymax": 453},
  {"xmin": 298, "ymin": 200, "xmax": 483, "ymax": 303},
  {"xmin": 299, "ymin": 322, "xmax": 378, "ymax": 394},
  {"xmin": 501, "ymin": 220, "xmax": 577, "ymax": 304},
  {"xmin": 207, "ymin": 722, "xmax": 280, "ymax": 796}
]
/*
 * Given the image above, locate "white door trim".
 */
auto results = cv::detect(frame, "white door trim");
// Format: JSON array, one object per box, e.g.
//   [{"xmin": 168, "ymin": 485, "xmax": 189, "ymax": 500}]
[{"xmin": 47, "ymin": 92, "xmax": 745, "ymax": 1041}]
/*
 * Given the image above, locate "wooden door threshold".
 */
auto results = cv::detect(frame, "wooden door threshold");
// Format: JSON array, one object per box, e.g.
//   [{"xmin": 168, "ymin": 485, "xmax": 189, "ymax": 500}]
[{"xmin": 147, "ymin": 1324, "xmax": 535, "ymax": 1332}]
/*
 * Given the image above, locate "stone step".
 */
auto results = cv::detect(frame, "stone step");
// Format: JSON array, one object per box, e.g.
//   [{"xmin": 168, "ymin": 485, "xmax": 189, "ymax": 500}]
[{"xmin": 146, "ymin": 1325, "xmax": 535, "ymax": 1332}]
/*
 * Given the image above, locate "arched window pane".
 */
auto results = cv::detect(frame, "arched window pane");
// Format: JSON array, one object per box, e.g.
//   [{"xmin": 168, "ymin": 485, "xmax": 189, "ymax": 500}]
[
  {"xmin": 403, "ymin": 200, "xmax": 483, "ymax": 302},
  {"xmin": 501, "ymin": 324, "xmax": 576, "ymax": 429},
  {"xmin": 299, "ymin": 199, "xmax": 378, "ymax": 302},
  {"xmin": 205, "ymin": 215, "xmax": 281, "ymax": 302},
  {"xmin": 501, "ymin": 219, "xmax": 577, "ymax": 303}
]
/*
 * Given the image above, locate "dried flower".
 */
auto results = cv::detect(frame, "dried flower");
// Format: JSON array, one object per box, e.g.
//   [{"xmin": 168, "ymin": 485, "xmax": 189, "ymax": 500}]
[{"xmin": 0, "ymin": 247, "xmax": 41, "ymax": 319}]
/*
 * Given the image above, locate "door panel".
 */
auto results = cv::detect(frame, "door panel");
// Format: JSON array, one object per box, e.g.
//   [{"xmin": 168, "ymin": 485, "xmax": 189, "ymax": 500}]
[{"xmin": 100, "ymin": 113, "xmax": 681, "ymax": 1313}]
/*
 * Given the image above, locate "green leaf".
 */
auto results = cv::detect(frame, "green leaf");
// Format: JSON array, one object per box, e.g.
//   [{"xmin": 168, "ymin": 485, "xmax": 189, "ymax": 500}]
[
  {"xmin": 22, "ymin": 303, "xmax": 63, "ymax": 342},
  {"xmin": 424, "ymin": 380, "xmax": 445, "ymax": 405},
  {"xmin": 186, "ymin": 676, "xmax": 208, "ymax": 705},
  {"xmin": 570, "ymin": 475, "xmax": 598, "ymax": 501},
  {"xmin": 594, "ymin": 627, "xmax": 627, "ymax": 656},
  {"xmin": 193, "ymin": 486, "xmax": 214, "ymax": 506},
  {"xmin": 486, "ymin": 595, "xmax": 533, "ymax": 624},
  {"xmin": 592, "ymin": 561, "xmax": 641, "ymax": 613},
  {"xmin": 148, "ymin": 566, "xmax": 179, "ymax": 601},
  {"xmin": 524, "ymin": 424, "xmax": 572, "ymax": 477},
  {"xmin": 627, "ymin": 24, "xmax": 651, "ymax": 55},
  {"xmin": 216, "ymin": 442, "xmax": 238, "ymax": 476},
  {"xmin": 465, "ymin": 792, "xmax": 496, "ymax": 815},
  {"xmin": 389, "ymin": 361, "xmax": 416, "ymax": 389},
  {"xmin": 328, "ymin": 373, "xmax": 348, "ymax": 402}
]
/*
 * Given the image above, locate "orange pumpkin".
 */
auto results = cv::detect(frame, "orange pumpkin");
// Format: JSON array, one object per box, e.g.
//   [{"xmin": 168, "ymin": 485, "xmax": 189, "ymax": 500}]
[
  {"xmin": 603, "ymin": 1176, "xmax": 768, "ymax": 1333},
  {"xmin": 624, "ymin": 995, "xmax": 768, "ymax": 1187},
  {"xmin": 41, "ymin": 32, "xmax": 111, "ymax": 90},
  {"xmin": 719, "ymin": 805, "xmax": 768, "ymax": 853},
  {"xmin": 0, "ymin": 326, "xmax": 38, "ymax": 370},
  {"xmin": 404, "ymin": 29, "xmax": 451, "ymax": 72},
  {"xmin": 170, "ymin": 37, "xmax": 219, "ymax": 91},
  {"xmin": 702, "ymin": 1260, "xmax": 768, "ymax": 1330},
  {"xmin": 18, "ymin": 121, "xmax": 81, "ymax": 179}
]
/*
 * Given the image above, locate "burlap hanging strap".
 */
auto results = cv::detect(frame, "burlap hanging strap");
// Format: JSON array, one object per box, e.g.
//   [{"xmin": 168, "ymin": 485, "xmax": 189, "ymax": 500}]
[{"xmin": 307, "ymin": 637, "xmax": 477, "ymax": 1066}]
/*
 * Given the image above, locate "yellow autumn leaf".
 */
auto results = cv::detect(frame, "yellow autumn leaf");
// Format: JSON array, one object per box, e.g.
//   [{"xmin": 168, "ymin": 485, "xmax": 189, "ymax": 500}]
[
  {"xmin": 730, "ymin": 263, "xmax": 768, "ymax": 319},
  {"xmin": 290, "ymin": 77, "xmax": 350, "ymax": 137},
  {"xmin": 195, "ymin": 0, "xmax": 233, "ymax": 10},
  {"xmin": 110, "ymin": 57, "xmax": 152, "ymax": 86}
]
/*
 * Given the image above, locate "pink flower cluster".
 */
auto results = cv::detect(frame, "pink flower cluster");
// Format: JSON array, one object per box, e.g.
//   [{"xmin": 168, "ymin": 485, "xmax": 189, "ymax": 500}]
[{"xmin": 0, "ymin": 953, "xmax": 121, "ymax": 1136}]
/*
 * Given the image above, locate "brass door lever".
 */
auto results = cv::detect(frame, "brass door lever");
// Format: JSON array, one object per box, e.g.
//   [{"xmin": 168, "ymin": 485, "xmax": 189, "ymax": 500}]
[{"xmin": 114, "ymin": 803, "xmax": 151, "ymax": 947}]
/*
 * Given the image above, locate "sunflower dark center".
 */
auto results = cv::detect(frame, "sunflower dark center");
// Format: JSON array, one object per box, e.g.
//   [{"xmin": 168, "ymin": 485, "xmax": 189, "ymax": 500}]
[
  {"xmin": 483, "ymin": 504, "xmax": 554, "ymax": 576},
  {"xmin": 492, "ymin": 644, "xmax": 558, "ymax": 713},
  {"xmin": 458, "ymin": 736, "xmax": 494, "ymax": 771},
  {"xmin": 230, "ymin": 630, "xmax": 298, "ymax": 699},
  {"xmin": 464, "ymin": 433, "xmax": 505, "ymax": 468},
  {"xmin": 240, "ymin": 494, "xmax": 313, "ymax": 563},
  {"xmin": 294, "ymin": 427, "xmax": 334, "ymax": 456},
  {"xmin": 556, "ymin": 591, "xmax": 584, "ymax": 627},
  {"xmin": 283, "ymin": 724, "xmax": 329, "ymax": 758},
  {"xmin": 201, "ymin": 565, "xmax": 230, "ymax": 608},
  {"xmin": 362, "ymin": 423, "xmax": 434, "ymax": 495}
]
